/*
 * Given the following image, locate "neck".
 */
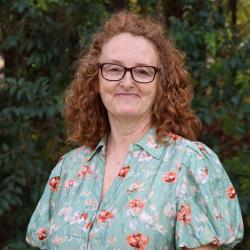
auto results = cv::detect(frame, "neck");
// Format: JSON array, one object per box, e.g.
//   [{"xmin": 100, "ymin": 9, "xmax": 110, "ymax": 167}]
[{"xmin": 107, "ymin": 114, "xmax": 152, "ymax": 150}]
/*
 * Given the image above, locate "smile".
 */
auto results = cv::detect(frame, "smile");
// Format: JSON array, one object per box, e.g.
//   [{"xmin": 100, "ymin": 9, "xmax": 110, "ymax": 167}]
[{"xmin": 116, "ymin": 93, "xmax": 139, "ymax": 96}]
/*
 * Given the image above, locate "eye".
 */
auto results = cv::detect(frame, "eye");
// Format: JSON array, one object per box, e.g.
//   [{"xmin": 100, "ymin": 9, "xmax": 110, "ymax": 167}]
[
  {"xmin": 133, "ymin": 67, "xmax": 153, "ymax": 76},
  {"xmin": 109, "ymin": 67, "xmax": 121, "ymax": 72},
  {"xmin": 103, "ymin": 64, "xmax": 123, "ymax": 73},
  {"xmin": 138, "ymin": 69, "xmax": 149, "ymax": 75}
]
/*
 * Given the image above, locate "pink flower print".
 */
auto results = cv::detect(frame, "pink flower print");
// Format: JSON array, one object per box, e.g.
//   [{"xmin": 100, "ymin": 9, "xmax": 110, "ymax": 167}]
[
  {"xmin": 76, "ymin": 211, "xmax": 88, "ymax": 221},
  {"xmin": 58, "ymin": 206, "xmax": 72, "ymax": 217},
  {"xmin": 147, "ymin": 135, "xmax": 158, "ymax": 148},
  {"xmin": 214, "ymin": 208, "xmax": 223, "ymax": 220},
  {"xmin": 166, "ymin": 132, "xmax": 181, "ymax": 141},
  {"xmin": 201, "ymin": 167, "xmax": 208, "ymax": 180},
  {"xmin": 129, "ymin": 199, "xmax": 145, "ymax": 213},
  {"xmin": 127, "ymin": 182, "xmax": 144, "ymax": 193},
  {"xmin": 129, "ymin": 199, "xmax": 145, "ymax": 209},
  {"xmin": 58, "ymin": 206, "xmax": 75, "ymax": 223},
  {"xmin": 175, "ymin": 231, "xmax": 180, "ymax": 240},
  {"xmin": 175, "ymin": 162, "xmax": 181, "ymax": 171},
  {"xmin": 197, "ymin": 153, "xmax": 204, "ymax": 159},
  {"xmin": 176, "ymin": 177, "xmax": 188, "ymax": 198},
  {"xmin": 203, "ymin": 167, "xmax": 208, "ymax": 175},
  {"xmin": 64, "ymin": 179, "xmax": 76, "ymax": 189},
  {"xmin": 138, "ymin": 211, "xmax": 154, "ymax": 224},
  {"xmin": 107, "ymin": 236, "xmax": 117, "ymax": 245},
  {"xmin": 230, "ymin": 224, "xmax": 235, "ymax": 237},
  {"xmin": 177, "ymin": 204, "xmax": 191, "ymax": 224},
  {"xmin": 226, "ymin": 186, "xmax": 237, "ymax": 199},
  {"xmin": 77, "ymin": 166, "xmax": 92, "ymax": 177},
  {"xmin": 195, "ymin": 142, "xmax": 208, "ymax": 154},
  {"xmin": 49, "ymin": 176, "xmax": 60, "ymax": 192},
  {"xmin": 216, "ymin": 213, "xmax": 223, "ymax": 220},
  {"xmin": 118, "ymin": 166, "xmax": 131, "ymax": 178},
  {"xmin": 196, "ymin": 167, "xmax": 209, "ymax": 183},
  {"xmin": 52, "ymin": 236, "xmax": 64, "ymax": 245},
  {"xmin": 80, "ymin": 212, "xmax": 88, "ymax": 220},
  {"xmin": 163, "ymin": 171, "xmax": 177, "ymax": 183},
  {"xmin": 126, "ymin": 233, "xmax": 149, "ymax": 249},
  {"xmin": 84, "ymin": 221, "xmax": 93, "ymax": 229},
  {"xmin": 37, "ymin": 227, "xmax": 47, "ymax": 240},
  {"xmin": 97, "ymin": 209, "xmax": 114, "ymax": 223},
  {"xmin": 163, "ymin": 204, "xmax": 176, "ymax": 217},
  {"xmin": 49, "ymin": 223, "xmax": 59, "ymax": 234},
  {"xmin": 85, "ymin": 199, "xmax": 98, "ymax": 209},
  {"xmin": 138, "ymin": 151, "xmax": 152, "ymax": 162}
]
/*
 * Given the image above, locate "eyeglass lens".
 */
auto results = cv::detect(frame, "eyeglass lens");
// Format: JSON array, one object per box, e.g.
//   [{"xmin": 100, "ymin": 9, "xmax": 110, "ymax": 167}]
[{"xmin": 101, "ymin": 63, "xmax": 157, "ymax": 83}]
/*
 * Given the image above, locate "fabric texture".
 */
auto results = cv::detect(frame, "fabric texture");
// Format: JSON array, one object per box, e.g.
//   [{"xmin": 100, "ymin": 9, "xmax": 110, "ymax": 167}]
[{"xmin": 26, "ymin": 128, "xmax": 244, "ymax": 249}]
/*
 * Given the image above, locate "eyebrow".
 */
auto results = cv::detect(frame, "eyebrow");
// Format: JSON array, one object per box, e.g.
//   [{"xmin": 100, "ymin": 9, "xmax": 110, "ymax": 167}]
[{"xmin": 101, "ymin": 59, "xmax": 154, "ymax": 67}]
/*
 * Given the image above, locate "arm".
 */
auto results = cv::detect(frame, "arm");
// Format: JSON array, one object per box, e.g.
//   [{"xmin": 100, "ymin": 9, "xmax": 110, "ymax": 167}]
[
  {"xmin": 26, "ymin": 155, "xmax": 65, "ymax": 248},
  {"xmin": 174, "ymin": 142, "xmax": 243, "ymax": 249}
]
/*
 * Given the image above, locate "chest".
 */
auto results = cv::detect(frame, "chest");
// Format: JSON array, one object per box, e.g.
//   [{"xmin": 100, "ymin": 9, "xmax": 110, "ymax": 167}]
[
  {"xmin": 102, "ymin": 151, "xmax": 128, "ymax": 198},
  {"xmin": 49, "ymin": 150, "xmax": 180, "ymax": 249}
]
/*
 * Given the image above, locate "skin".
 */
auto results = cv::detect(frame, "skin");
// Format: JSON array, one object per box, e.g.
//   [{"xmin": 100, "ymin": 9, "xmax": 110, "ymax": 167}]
[
  {"xmin": 98, "ymin": 32, "xmax": 158, "ymax": 199},
  {"xmin": 98, "ymin": 32, "xmax": 158, "ymax": 128},
  {"xmin": 98, "ymin": 32, "xmax": 218, "ymax": 250}
]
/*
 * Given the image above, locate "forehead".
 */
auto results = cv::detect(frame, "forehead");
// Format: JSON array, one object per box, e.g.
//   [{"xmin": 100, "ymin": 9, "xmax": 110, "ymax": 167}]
[{"xmin": 99, "ymin": 32, "xmax": 159, "ymax": 66}]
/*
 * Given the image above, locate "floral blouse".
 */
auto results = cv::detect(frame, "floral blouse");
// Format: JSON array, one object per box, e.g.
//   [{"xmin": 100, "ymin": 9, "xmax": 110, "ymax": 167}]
[{"xmin": 26, "ymin": 128, "xmax": 244, "ymax": 249}]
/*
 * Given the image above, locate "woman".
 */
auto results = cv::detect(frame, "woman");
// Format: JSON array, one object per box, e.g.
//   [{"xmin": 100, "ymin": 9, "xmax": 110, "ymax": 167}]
[{"xmin": 26, "ymin": 11, "xmax": 244, "ymax": 249}]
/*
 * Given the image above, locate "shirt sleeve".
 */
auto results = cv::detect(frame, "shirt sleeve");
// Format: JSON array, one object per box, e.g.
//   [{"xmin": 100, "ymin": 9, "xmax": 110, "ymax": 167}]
[
  {"xmin": 26, "ymin": 155, "xmax": 66, "ymax": 249},
  {"xmin": 175, "ymin": 142, "xmax": 244, "ymax": 249}
]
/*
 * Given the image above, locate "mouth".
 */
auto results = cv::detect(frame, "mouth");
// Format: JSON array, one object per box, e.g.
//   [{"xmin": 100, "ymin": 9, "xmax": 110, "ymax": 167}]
[{"xmin": 116, "ymin": 93, "xmax": 139, "ymax": 96}]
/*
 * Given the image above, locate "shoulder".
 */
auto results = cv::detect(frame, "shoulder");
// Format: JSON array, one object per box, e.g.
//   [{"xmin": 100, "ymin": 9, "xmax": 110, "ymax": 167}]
[
  {"xmin": 168, "ymin": 137, "xmax": 238, "ymax": 208},
  {"xmin": 63, "ymin": 145, "xmax": 93, "ymax": 162},
  {"xmin": 166, "ymin": 133, "xmax": 220, "ymax": 163},
  {"xmin": 168, "ymin": 136, "xmax": 234, "ymax": 198},
  {"xmin": 166, "ymin": 133, "xmax": 216, "ymax": 155},
  {"xmin": 181, "ymin": 139, "xmax": 222, "ymax": 171},
  {"xmin": 184, "ymin": 139, "xmax": 220, "ymax": 166},
  {"xmin": 173, "ymin": 140, "xmax": 244, "ymax": 249},
  {"xmin": 164, "ymin": 134, "xmax": 223, "ymax": 176},
  {"xmin": 50, "ymin": 145, "xmax": 93, "ymax": 178}
]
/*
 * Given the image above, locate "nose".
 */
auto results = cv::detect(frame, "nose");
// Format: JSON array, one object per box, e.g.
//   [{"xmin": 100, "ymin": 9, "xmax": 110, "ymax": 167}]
[{"xmin": 119, "ymin": 70, "xmax": 135, "ymax": 88}]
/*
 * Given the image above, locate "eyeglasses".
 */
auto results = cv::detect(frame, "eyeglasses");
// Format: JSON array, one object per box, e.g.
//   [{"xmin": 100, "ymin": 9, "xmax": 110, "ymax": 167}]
[{"xmin": 99, "ymin": 63, "xmax": 160, "ymax": 83}]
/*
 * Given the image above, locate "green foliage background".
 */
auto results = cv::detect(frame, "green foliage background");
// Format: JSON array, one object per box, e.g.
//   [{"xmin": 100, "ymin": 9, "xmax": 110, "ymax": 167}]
[{"xmin": 0, "ymin": 0, "xmax": 249, "ymax": 249}]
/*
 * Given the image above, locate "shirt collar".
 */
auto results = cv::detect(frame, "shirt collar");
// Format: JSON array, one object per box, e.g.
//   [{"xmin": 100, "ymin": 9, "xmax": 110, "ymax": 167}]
[
  {"xmin": 85, "ymin": 137, "xmax": 105, "ymax": 162},
  {"xmin": 134, "ymin": 127, "xmax": 166, "ymax": 159},
  {"xmin": 85, "ymin": 127, "xmax": 167, "ymax": 162}
]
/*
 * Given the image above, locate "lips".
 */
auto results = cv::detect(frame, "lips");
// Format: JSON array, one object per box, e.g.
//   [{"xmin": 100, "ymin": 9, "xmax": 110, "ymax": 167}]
[{"xmin": 116, "ymin": 93, "xmax": 139, "ymax": 96}]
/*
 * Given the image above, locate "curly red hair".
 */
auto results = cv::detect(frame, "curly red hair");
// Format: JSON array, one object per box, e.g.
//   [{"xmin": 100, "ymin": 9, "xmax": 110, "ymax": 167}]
[{"xmin": 64, "ymin": 11, "xmax": 201, "ymax": 149}]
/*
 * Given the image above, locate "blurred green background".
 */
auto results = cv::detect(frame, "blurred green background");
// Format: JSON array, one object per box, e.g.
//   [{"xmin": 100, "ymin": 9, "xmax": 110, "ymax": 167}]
[{"xmin": 0, "ymin": 0, "xmax": 249, "ymax": 249}]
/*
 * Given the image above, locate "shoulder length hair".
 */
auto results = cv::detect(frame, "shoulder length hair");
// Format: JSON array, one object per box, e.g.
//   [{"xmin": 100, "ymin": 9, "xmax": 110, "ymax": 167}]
[{"xmin": 64, "ymin": 11, "xmax": 201, "ymax": 149}]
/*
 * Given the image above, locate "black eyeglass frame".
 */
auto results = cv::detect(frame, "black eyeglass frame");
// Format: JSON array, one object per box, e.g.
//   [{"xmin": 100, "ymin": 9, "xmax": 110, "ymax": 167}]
[{"xmin": 98, "ymin": 63, "xmax": 161, "ymax": 84}]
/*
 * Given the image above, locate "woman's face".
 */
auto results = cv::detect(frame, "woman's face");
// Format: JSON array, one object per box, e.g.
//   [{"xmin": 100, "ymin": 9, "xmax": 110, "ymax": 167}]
[{"xmin": 98, "ymin": 32, "xmax": 159, "ymax": 123}]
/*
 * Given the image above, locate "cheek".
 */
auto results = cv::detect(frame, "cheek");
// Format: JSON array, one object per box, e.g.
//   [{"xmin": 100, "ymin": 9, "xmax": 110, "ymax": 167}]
[
  {"xmin": 146, "ymin": 85, "xmax": 157, "ymax": 104},
  {"xmin": 99, "ymin": 83, "xmax": 114, "ymax": 107},
  {"xmin": 99, "ymin": 77, "xmax": 106, "ymax": 94},
  {"xmin": 149, "ymin": 94, "xmax": 156, "ymax": 109},
  {"xmin": 98, "ymin": 72, "xmax": 108, "ymax": 94}
]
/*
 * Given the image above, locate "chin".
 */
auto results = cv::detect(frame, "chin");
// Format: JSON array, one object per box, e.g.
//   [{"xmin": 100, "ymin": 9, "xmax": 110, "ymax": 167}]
[
  {"xmin": 119, "ymin": 111, "xmax": 138, "ymax": 117},
  {"xmin": 116, "ymin": 110, "xmax": 140, "ymax": 118}
]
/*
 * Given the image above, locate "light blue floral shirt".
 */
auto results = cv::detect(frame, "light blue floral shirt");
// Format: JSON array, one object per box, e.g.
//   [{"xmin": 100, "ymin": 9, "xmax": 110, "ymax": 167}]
[{"xmin": 26, "ymin": 128, "xmax": 244, "ymax": 249}]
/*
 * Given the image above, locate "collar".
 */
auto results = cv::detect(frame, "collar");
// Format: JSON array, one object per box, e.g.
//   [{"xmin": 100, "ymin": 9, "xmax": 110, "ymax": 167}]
[
  {"xmin": 85, "ymin": 137, "xmax": 105, "ymax": 162},
  {"xmin": 134, "ymin": 127, "xmax": 166, "ymax": 159},
  {"xmin": 85, "ymin": 127, "xmax": 167, "ymax": 162}
]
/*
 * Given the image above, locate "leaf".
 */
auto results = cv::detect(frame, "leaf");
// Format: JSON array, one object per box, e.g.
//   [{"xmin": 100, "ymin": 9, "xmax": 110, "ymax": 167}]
[{"xmin": 3, "ymin": 36, "xmax": 18, "ymax": 49}]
